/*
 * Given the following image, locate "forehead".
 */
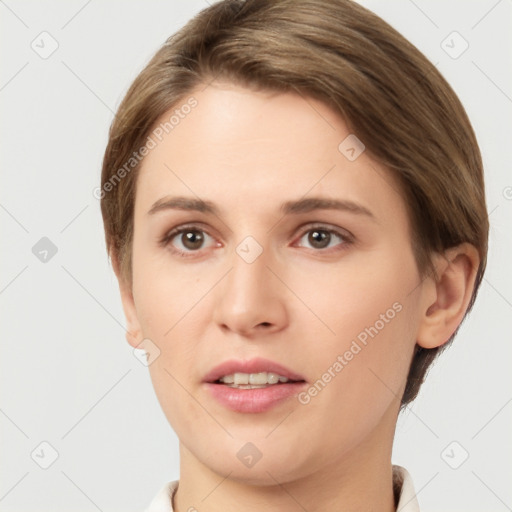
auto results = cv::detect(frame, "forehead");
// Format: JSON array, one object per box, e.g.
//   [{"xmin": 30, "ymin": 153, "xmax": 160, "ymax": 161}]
[{"xmin": 135, "ymin": 81, "xmax": 408, "ymax": 226}]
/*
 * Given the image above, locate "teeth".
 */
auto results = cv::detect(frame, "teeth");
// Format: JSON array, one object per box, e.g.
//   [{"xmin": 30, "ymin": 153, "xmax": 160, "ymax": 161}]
[
  {"xmin": 235, "ymin": 372, "xmax": 249, "ymax": 385},
  {"xmin": 266, "ymin": 373, "xmax": 279, "ymax": 384},
  {"xmin": 219, "ymin": 372, "xmax": 290, "ymax": 385}
]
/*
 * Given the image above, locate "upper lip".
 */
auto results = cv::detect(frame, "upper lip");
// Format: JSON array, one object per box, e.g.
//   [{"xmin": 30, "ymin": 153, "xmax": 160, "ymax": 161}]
[{"xmin": 203, "ymin": 357, "xmax": 307, "ymax": 383}]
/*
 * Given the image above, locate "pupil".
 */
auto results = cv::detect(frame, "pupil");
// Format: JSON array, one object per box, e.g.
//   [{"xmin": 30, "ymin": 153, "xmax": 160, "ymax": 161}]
[
  {"xmin": 309, "ymin": 230, "xmax": 330, "ymax": 249},
  {"xmin": 182, "ymin": 230, "xmax": 203, "ymax": 250}
]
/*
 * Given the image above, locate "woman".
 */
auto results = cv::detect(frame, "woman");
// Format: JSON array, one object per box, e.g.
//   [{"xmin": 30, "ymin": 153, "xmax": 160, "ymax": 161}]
[{"xmin": 99, "ymin": 1, "xmax": 488, "ymax": 510}]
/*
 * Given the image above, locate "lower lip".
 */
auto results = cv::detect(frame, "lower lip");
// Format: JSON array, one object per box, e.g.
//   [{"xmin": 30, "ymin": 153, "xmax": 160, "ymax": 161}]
[{"xmin": 203, "ymin": 382, "xmax": 307, "ymax": 413}]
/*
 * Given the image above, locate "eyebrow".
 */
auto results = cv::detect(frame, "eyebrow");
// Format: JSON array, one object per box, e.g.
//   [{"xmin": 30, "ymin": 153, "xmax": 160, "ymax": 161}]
[{"xmin": 147, "ymin": 195, "xmax": 376, "ymax": 220}]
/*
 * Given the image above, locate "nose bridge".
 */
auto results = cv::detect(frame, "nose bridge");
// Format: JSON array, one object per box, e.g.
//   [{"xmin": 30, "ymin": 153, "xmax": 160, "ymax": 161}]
[
  {"xmin": 231, "ymin": 238, "xmax": 270, "ymax": 295},
  {"xmin": 212, "ymin": 236, "xmax": 288, "ymax": 334}
]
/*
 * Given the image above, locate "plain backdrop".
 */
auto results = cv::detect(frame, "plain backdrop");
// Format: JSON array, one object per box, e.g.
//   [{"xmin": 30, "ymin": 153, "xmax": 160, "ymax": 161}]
[{"xmin": 1, "ymin": 1, "xmax": 511, "ymax": 511}]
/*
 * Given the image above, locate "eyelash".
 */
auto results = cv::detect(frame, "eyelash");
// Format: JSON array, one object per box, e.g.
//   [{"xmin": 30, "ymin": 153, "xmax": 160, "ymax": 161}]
[{"xmin": 159, "ymin": 223, "xmax": 354, "ymax": 258}]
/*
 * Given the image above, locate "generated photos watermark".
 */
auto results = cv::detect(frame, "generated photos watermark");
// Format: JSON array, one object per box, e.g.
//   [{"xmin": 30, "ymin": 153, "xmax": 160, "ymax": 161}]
[{"xmin": 93, "ymin": 96, "xmax": 198, "ymax": 200}]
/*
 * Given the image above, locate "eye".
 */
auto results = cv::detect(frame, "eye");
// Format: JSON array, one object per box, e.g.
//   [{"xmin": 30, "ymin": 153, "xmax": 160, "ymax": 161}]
[
  {"xmin": 160, "ymin": 223, "xmax": 352, "ymax": 257},
  {"xmin": 295, "ymin": 225, "xmax": 351, "ymax": 251},
  {"xmin": 160, "ymin": 225, "xmax": 218, "ymax": 257}
]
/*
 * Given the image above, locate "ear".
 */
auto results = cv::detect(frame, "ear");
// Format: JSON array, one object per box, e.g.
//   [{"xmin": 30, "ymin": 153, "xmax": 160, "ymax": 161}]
[
  {"xmin": 417, "ymin": 243, "xmax": 480, "ymax": 349},
  {"xmin": 110, "ymin": 250, "xmax": 143, "ymax": 349}
]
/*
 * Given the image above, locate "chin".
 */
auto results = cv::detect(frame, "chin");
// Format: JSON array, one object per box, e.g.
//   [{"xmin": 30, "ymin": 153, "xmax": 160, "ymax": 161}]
[
  {"xmin": 211, "ymin": 460, "xmax": 307, "ymax": 487},
  {"xmin": 197, "ymin": 441, "xmax": 313, "ymax": 486}
]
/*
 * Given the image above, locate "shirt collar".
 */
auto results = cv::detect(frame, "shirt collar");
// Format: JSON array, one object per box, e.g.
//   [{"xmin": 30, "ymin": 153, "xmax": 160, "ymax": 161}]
[
  {"xmin": 145, "ymin": 465, "xmax": 420, "ymax": 512},
  {"xmin": 394, "ymin": 465, "xmax": 421, "ymax": 511}
]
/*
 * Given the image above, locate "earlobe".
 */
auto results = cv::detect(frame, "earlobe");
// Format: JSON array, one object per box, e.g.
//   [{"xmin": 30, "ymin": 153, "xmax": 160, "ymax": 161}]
[
  {"xmin": 417, "ymin": 243, "xmax": 480, "ymax": 350},
  {"xmin": 110, "ymin": 250, "xmax": 143, "ymax": 349}
]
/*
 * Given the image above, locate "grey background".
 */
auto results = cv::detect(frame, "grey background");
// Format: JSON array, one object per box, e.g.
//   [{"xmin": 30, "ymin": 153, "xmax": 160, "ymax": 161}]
[{"xmin": 1, "ymin": 0, "xmax": 511, "ymax": 510}]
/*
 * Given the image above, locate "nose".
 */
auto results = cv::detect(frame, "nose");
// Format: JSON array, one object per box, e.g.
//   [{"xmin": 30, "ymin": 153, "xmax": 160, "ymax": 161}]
[{"xmin": 212, "ymin": 243, "xmax": 288, "ymax": 337}]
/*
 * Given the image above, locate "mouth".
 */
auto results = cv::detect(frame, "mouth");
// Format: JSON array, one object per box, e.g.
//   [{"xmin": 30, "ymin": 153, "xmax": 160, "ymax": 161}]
[
  {"xmin": 203, "ymin": 357, "xmax": 307, "ymax": 387},
  {"xmin": 213, "ymin": 371, "xmax": 305, "ymax": 389},
  {"xmin": 202, "ymin": 358, "xmax": 307, "ymax": 413}
]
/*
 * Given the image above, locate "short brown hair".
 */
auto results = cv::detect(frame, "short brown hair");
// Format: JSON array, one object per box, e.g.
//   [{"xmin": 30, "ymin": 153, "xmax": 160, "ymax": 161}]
[{"xmin": 100, "ymin": 0, "xmax": 488, "ymax": 407}]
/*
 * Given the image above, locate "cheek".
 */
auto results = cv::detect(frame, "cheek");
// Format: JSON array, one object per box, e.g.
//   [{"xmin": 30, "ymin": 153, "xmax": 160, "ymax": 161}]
[
  {"xmin": 300, "ymin": 249, "xmax": 419, "ymax": 409},
  {"xmin": 132, "ymin": 240, "xmax": 208, "ymax": 337},
  {"xmin": 295, "ymin": 299, "xmax": 417, "ymax": 455},
  {"xmin": 132, "ymin": 247, "xmax": 218, "ymax": 426},
  {"xmin": 299, "ymin": 251, "xmax": 415, "ymax": 347}
]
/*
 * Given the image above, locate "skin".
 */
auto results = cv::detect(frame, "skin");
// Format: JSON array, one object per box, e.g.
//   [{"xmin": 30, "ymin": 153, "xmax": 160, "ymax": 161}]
[{"xmin": 113, "ymin": 81, "xmax": 479, "ymax": 512}]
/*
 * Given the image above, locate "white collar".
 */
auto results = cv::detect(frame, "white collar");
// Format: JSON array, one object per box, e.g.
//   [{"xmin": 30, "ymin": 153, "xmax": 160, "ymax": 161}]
[{"xmin": 144, "ymin": 465, "xmax": 420, "ymax": 512}]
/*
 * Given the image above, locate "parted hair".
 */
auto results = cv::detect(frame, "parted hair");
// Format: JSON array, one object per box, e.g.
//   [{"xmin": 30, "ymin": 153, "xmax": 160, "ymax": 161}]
[{"xmin": 100, "ymin": 0, "xmax": 488, "ymax": 407}]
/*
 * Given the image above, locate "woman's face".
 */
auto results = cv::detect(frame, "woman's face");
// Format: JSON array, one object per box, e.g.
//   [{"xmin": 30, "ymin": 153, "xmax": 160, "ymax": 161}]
[{"xmin": 123, "ymin": 81, "xmax": 427, "ymax": 483}]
